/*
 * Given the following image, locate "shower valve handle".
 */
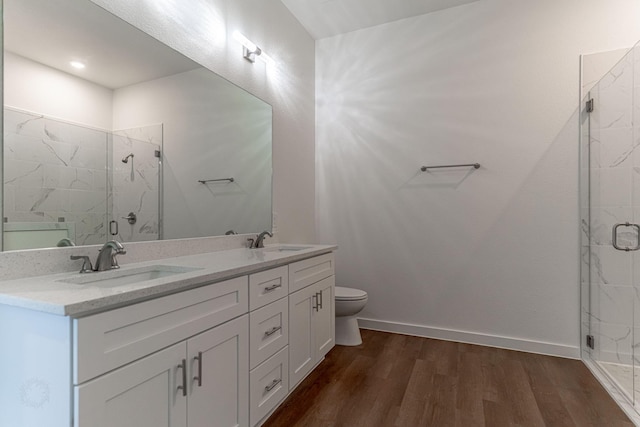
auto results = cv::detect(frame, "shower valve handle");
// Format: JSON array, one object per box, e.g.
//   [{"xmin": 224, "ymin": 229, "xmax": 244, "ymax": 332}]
[{"xmin": 122, "ymin": 212, "xmax": 137, "ymax": 225}]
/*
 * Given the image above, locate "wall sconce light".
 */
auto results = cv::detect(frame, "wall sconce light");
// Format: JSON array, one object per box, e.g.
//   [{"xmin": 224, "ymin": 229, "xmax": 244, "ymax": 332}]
[{"xmin": 233, "ymin": 31, "xmax": 262, "ymax": 63}]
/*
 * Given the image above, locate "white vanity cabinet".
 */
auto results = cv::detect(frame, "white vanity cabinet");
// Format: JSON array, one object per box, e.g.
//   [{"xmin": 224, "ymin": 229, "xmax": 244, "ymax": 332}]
[
  {"xmin": 0, "ymin": 248, "xmax": 336, "ymax": 427},
  {"xmin": 74, "ymin": 315, "xmax": 248, "ymax": 427},
  {"xmin": 288, "ymin": 255, "xmax": 335, "ymax": 389},
  {"xmin": 73, "ymin": 276, "xmax": 249, "ymax": 427}
]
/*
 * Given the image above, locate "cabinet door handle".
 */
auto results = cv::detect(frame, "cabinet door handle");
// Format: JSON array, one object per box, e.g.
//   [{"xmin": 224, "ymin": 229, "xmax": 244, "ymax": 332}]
[
  {"xmin": 318, "ymin": 290, "xmax": 323, "ymax": 309},
  {"xmin": 177, "ymin": 359, "xmax": 187, "ymax": 397},
  {"xmin": 264, "ymin": 283, "xmax": 282, "ymax": 292},
  {"xmin": 312, "ymin": 294, "xmax": 318, "ymax": 312},
  {"xmin": 264, "ymin": 326, "xmax": 282, "ymax": 337},
  {"xmin": 193, "ymin": 351, "xmax": 203, "ymax": 387},
  {"xmin": 265, "ymin": 378, "xmax": 282, "ymax": 392}
]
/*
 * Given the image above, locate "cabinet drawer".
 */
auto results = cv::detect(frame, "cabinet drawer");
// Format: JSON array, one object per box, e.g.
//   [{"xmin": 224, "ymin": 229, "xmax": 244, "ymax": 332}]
[
  {"xmin": 249, "ymin": 266, "xmax": 289, "ymax": 311},
  {"xmin": 74, "ymin": 276, "xmax": 248, "ymax": 384},
  {"xmin": 289, "ymin": 253, "xmax": 334, "ymax": 293},
  {"xmin": 250, "ymin": 346, "xmax": 289, "ymax": 427},
  {"xmin": 250, "ymin": 297, "xmax": 288, "ymax": 369}
]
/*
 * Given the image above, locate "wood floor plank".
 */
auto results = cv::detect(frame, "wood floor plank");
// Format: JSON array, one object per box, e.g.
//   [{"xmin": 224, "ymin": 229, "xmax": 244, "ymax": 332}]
[
  {"xmin": 263, "ymin": 331, "xmax": 632, "ymax": 427},
  {"xmin": 455, "ymin": 351, "xmax": 485, "ymax": 421},
  {"xmin": 395, "ymin": 359, "xmax": 436, "ymax": 426},
  {"xmin": 420, "ymin": 373, "xmax": 457, "ymax": 427},
  {"xmin": 482, "ymin": 399, "xmax": 514, "ymax": 426}
]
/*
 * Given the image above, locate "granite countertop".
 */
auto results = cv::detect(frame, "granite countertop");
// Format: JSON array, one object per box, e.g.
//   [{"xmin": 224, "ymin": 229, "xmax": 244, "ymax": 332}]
[{"xmin": 0, "ymin": 244, "xmax": 337, "ymax": 317}]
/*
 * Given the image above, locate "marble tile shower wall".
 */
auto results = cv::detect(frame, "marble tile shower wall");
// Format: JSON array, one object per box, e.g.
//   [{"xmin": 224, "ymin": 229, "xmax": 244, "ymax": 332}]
[
  {"xmin": 111, "ymin": 125, "xmax": 161, "ymax": 242},
  {"xmin": 587, "ymin": 46, "xmax": 640, "ymax": 366},
  {"xmin": 3, "ymin": 108, "xmax": 108, "ymax": 245}
]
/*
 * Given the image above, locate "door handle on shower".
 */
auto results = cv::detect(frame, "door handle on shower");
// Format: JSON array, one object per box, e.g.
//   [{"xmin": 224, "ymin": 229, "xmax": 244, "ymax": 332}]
[{"xmin": 612, "ymin": 222, "xmax": 640, "ymax": 251}]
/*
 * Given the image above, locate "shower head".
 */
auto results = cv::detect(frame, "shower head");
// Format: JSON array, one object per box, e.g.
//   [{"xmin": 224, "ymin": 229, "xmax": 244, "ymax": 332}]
[{"xmin": 122, "ymin": 153, "xmax": 134, "ymax": 163}]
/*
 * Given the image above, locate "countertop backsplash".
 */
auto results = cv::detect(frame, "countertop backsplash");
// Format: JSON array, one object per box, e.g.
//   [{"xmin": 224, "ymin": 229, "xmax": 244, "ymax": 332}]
[{"xmin": 0, "ymin": 233, "xmax": 278, "ymax": 281}]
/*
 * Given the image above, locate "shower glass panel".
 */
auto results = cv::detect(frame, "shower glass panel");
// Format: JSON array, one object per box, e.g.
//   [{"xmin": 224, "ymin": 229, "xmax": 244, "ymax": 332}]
[
  {"xmin": 107, "ymin": 126, "xmax": 162, "ymax": 243},
  {"xmin": 582, "ymin": 44, "xmax": 638, "ymax": 407}
]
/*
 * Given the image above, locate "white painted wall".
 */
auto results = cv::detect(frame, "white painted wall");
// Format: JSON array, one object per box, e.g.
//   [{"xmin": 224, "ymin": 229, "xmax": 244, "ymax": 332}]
[
  {"xmin": 316, "ymin": 0, "xmax": 640, "ymax": 357},
  {"xmin": 90, "ymin": 0, "xmax": 316, "ymax": 242},
  {"xmin": 4, "ymin": 52, "xmax": 113, "ymax": 129}
]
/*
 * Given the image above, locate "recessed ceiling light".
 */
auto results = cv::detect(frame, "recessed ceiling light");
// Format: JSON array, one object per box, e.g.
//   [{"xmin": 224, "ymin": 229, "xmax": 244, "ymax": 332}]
[{"xmin": 70, "ymin": 61, "xmax": 86, "ymax": 69}]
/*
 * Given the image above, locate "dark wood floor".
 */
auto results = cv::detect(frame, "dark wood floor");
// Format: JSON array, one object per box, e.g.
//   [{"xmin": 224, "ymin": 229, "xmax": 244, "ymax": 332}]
[{"xmin": 264, "ymin": 330, "xmax": 632, "ymax": 427}]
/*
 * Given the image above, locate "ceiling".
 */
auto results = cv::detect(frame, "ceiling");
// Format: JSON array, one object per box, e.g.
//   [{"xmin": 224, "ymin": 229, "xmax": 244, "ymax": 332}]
[
  {"xmin": 280, "ymin": 0, "xmax": 481, "ymax": 39},
  {"xmin": 4, "ymin": 0, "xmax": 199, "ymax": 89}
]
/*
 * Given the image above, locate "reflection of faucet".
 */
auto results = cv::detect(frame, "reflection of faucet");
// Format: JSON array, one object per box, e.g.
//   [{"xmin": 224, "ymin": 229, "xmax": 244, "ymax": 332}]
[
  {"xmin": 57, "ymin": 238, "xmax": 75, "ymax": 247},
  {"xmin": 94, "ymin": 240, "xmax": 126, "ymax": 271},
  {"xmin": 254, "ymin": 231, "xmax": 273, "ymax": 248}
]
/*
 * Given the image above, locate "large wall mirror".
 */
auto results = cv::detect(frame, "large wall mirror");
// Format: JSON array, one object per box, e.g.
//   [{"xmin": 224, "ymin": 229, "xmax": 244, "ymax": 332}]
[{"xmin": 2, "ymin": 0, "xmax": 273, "ymax": 251}]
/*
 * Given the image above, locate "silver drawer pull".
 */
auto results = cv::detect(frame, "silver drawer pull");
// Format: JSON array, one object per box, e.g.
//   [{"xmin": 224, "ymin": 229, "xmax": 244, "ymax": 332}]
[
  {"xmin": 265, "ymin": 378, "xmax": 282, "ymax": 392},
  {"xmin": 177, "ymin": 359, "xmax": 187, "ymax": 397},
  {"xmin": 264, "ymin": 326, "xmax": 282, "ymax": 337},
  {"xmin": 264, "ymin": 283, "xmax": 282, "ymax": 292},
  {"xmin": 193, "ymin": 351, "xmax": 203, "ymax": 387}
]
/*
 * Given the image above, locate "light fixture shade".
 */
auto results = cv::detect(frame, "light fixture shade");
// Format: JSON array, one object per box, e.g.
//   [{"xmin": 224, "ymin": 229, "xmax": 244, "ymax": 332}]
[
  {"xmin": 233, "ymin": 31, "xmax": 263, "ymax": 63},
  {"xmin": 242, "ymin": 45, "xmax": 262, "ymax": 63}
]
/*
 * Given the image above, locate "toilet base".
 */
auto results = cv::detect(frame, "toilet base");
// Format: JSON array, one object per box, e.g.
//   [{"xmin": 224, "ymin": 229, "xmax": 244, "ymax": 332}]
[{"xmin": 335, "ymin": 315, "xmax": 362, "ymax": 346}]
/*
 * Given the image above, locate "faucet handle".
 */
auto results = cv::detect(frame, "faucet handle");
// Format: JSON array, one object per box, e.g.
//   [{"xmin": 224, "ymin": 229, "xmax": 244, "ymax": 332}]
[
  {"xmin": 70, "ymin": 255, "xmax": 94, "ymax": 273},
  {"xmin": 111, "ymin": 254, "xmax": 120, "ymax": 269},
  {"xmin": 247, "ymin": 238, "xmax": 256, "ymax": 249}
]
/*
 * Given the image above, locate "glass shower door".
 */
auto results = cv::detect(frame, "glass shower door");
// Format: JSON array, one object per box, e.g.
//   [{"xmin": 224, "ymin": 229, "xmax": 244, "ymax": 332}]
[
  {"xmin": 585, "ymin": 48, "xmax": 637, "ymax": 404},
  {"xmin": 107, "ymin": 127, "xmax": 162, "ymax": 243}
]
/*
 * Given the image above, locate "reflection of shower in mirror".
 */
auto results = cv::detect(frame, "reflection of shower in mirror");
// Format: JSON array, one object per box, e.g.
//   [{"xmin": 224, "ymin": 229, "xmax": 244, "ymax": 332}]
[{"xmin": 122, "ymin": 153, "xmax": 135, "ymax": 181}]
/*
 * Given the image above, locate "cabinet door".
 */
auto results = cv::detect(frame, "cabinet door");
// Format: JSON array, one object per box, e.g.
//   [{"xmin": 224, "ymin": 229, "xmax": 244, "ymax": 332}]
[
  {"xmin": 288, "ymin": 284, "xmax": 318, "ymax": 389},
  {"xmin": 187, "ymin": 315, "xmax": 249, "ymax": 427},
  {"xmin": 74, "ymin": 343, "xmax": 187, "ymax": 427},
  {"xmin": 314, "ymin": 276, "xmax": 335, "ymax": 359}
]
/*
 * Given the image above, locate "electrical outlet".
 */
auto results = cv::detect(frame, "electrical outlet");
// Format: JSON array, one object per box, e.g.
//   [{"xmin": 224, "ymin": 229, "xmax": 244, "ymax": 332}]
[{"xmin": 272, "ymin": 211, "xmax": 278, "ymax": 233}]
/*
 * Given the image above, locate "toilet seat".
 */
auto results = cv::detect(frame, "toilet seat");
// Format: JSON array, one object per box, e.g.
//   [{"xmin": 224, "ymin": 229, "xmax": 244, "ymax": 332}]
[{"xmin": 335, "ymin": 286, "xmax": 367, "ymax": 301}]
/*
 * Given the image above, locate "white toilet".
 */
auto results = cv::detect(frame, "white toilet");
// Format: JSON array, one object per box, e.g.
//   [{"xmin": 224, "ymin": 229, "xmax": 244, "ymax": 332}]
[{"xmin": 335, "ymin": 286, "xmax": 368, "ymax": 346}]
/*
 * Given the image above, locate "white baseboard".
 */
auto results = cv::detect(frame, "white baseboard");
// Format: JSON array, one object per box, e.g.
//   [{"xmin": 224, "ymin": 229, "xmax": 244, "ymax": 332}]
[{"xmin": 358, "ymin": 318, "xmax": 580, "ymax": 359}]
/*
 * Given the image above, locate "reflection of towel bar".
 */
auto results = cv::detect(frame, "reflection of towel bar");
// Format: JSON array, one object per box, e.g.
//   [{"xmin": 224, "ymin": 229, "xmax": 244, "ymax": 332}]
[
  {"xmin": 198, "ymin": 178, "xmax": 235, "ymax": 184},
  {"xmin": 421, "ymin": 163, "xmax": 480, "ymax": 171}
]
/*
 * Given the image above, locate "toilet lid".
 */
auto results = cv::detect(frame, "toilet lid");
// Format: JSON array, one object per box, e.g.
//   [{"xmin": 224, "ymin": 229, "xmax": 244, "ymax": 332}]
[{"xmin": 335, "ymin": 286, "xmax": 367, "ymax": 301}]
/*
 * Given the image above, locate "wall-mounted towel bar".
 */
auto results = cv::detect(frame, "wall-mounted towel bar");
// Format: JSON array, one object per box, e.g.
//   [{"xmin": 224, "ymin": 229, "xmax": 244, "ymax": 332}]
[
  {"xmin": 421, "ymin": 163, "xmax": 480, "ymax": 171},
  {"xmin": 198, "ymin": 178, "xmax": 235, "ymax": 184}
]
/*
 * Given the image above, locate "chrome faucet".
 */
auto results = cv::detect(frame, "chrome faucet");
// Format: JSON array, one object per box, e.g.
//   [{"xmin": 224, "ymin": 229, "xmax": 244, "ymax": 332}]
[
  {"xmin": 254, "ymin": 231, "xmax": 273, "ymax": 248},
  {"xmin": 94, "ymin": 240, "xmax": 126, "ymax": 271}
]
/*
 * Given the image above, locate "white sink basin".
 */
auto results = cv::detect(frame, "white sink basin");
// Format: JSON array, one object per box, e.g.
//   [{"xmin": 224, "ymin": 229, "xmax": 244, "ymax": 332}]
[
  {"xmin": 60, "ymin": 265, "xmax": 201, "ymax": 287},
  {"xmin": 262, "ymin": 245, "xmax": 313, "ymax": 252}
]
